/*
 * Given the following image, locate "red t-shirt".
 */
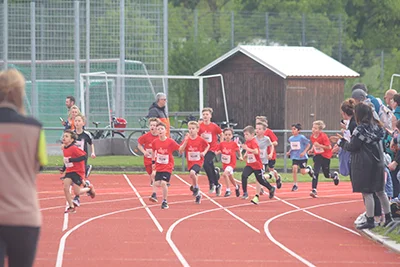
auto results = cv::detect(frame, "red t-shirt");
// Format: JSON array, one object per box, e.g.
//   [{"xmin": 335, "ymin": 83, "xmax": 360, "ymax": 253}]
[
  {"xmin": 138, "ymin": 131, "xmax": 159, "ymax": 165},
  {"xmin": 184, "ymin": 136, "xmax": 209, "ymax": 170},
  {"xmin": 310, "ymin": 132, "xmax": 332, "ymax": 159},
  {"xmin": 264, "ymin": 128, "xmax": 278, "ymax": 160},
  {"xmin": 198, "ymin": 122, "xmax": 222, "ymax": 152},
  {"xmin": 218, "ymin": 141, "xmax": 240, "ymax": 170},
  {"xmin": 151, "ymin": 138, "xmax": 180, "ymax": 173},
  {"xmin": 63, "ymin": 143, "xmax": 86, "ymax": 178},
  {"xmin": 245, "ymin": 138, "xmax": 263, "ymax": 170}
]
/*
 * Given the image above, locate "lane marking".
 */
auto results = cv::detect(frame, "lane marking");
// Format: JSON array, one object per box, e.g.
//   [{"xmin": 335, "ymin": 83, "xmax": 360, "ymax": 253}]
[
  {"xmin": 62, "ymin": 201, "xmax": 69, "ymax": 231},
  {"xmin": 263, "ymin": 199, "xmax": 361, "ymax": 267},
  {"xmin": 123, "ymin": 174, "xmax": 163, "ymax": 232}
]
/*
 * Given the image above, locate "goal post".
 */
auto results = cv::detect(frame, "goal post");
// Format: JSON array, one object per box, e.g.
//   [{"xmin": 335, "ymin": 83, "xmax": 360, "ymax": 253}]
[{"xmin": 79, "ymin": 72, "xmax": 230, "ymax": 128}]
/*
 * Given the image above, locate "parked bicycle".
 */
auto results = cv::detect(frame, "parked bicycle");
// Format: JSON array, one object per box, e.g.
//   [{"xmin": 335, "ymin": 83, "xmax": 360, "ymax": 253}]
[
  {"xmin": 127, "ymin": 115, "xmax": 197, "ymax": 156},
  {"xmin": 90, "ymin": 116, "xmax": 127, "ymax": 139}
]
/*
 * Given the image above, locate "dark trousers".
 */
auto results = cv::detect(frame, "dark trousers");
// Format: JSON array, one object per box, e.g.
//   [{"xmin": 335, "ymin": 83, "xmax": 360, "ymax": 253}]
[
  {"xmin": 391, "ymin": 167, "xmax": 400, "ymax": 198},
  {"xmin": 203, "ymin": 151, "xmax": 218, "ymax": 186},
  {"xmin": 312, "ymin": 155, "xmax": 333, "ymax": 189},
  {"xmin": 0, "ymin": 225, "xmax": 40, "ymax": 267},
  {"xmin": 241, "ymin": 166, "xmax": 272, "ymax": 194}
]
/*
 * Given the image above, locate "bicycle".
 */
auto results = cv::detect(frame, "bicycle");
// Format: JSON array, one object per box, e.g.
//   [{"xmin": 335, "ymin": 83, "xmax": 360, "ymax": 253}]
[
  {"xmin": 127, "ymin": 115, "xmax": 197, "ymax": 156},
  {"xmin": 90, "ymin": 116, "xmax": 126, "ymax": 139}
]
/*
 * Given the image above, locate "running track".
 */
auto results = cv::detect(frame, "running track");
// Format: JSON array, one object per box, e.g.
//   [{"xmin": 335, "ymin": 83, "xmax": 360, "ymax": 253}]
[{"xmin": 35, "ymin": 173, "xmax": 400, "ymax": 267}]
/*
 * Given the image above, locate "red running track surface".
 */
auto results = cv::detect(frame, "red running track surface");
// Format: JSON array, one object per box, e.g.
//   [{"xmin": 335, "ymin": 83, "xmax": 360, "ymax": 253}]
[{"xmin": 35, "ymin": 173, "xmax": 400, "ymax": 267}]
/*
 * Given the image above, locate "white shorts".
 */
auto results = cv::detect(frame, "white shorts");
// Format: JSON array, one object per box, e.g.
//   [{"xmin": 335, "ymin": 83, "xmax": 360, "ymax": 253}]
[{"xmin": 223, "ymin": 166, "xmax": 234, "ymax": 175}]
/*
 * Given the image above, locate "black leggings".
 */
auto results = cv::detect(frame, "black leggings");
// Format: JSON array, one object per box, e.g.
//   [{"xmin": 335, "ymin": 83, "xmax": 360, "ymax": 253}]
[
  {"xmin": 241, "ymin": 166, "xmax": 272, "ymax": 193},
  {"xmin": 0, "ymin": 225, "xmax": 40, "ymax": 267},
  {"xmin": 312, "ymin": 155, "xmax": 334, "ymax": 189},
  {"xmin": 203, "ymin": 151, "xmax": 219, "ymax": 186}
]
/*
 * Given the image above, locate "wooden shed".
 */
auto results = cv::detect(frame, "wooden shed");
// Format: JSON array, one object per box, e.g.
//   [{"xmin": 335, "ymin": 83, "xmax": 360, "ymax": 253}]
[{"xmin": 194, "ymin": 45, "xmax": 359, "ymax": 131}]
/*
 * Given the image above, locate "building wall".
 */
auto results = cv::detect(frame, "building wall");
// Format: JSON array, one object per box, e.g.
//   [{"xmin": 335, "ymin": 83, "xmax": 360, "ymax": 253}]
[
  {"xmin": 203, "ymin": 52, "xmax": 286, "ymax": 130},
  {"xmin": 286, "ymin": 78, "xmax": 344, "ymax": 130}
]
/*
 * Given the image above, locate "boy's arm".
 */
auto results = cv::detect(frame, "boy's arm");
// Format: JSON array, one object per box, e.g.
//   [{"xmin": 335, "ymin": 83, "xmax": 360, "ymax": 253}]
[
  {"xmin": 201, "ymin": 143, "xmax": 210, "ymax": 157},
  {"xmin": 68, "ymin": 154, "xmax": 87, "ymax": 162},
  {"xmin": 90, "ymin": 143, "xmax": 96, "ymax": 158},
  {"xmin": 268, "ymin": 144, "xmax": 274, "ymax": 158},
  {"xmin": 179, "ymin": 135, "xmax": 189, "ymax": 153}
]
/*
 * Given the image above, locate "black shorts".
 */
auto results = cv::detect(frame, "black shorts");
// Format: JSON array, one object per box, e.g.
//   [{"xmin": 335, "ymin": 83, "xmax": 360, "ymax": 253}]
[
  {"xmin": 155, "ymin": 172, "xmax": 171, "ymax": 182},
  {"xmin": 292, "ymin": 159, "xmax": 308, "ymax": 169},
  {"xmin": 64, "ymin": 172, "xmax": 83, "ymax": 186},
  {"xmin": 189, "ymin": 164, "xmax": 201, "ymax": 174},
  {"xmin": 268, "ymin": 160, "xmax": 276, "ymax": 169}
]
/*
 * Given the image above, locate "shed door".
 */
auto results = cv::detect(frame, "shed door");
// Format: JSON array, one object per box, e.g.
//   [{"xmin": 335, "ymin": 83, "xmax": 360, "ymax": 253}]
[{"xmin": 285, "ymin": 86, "xmax": 315, "ymax": 130}]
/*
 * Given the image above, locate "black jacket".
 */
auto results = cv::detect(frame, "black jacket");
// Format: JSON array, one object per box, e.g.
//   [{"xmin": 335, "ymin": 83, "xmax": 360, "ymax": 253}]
[
  {"xmin": 340, "ymin": 123, "xmax": 385, "ymax": 193},
  {"xmin": 147, "ymin": 102, "xmax": 168, "ymax": 119}
]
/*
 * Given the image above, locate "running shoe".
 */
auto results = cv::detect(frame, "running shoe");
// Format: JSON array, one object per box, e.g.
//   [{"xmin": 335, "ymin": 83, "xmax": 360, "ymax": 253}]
[
  {"xmin": 242, "ymin": 192, "xmax": 249, "ymax": 199},
  {"xmin": 310, "ymin": 189, "xmax": 318, "ymax": 198},
  {"xmin": 251, "ymin": 195, "xmax": 259, "ymax": 205},
  {"xmin": 195, "ymin": 194, "xmax": 202, "ymax": 204},
  {"xmin": 72, "ymin": 196, "xmax": 80, "ymax": 207},
  {"xmin": 64, "ymin": 207, "xmax": 76, "ymax": 214},
  {"xmin": 224, "ymin": 190, "xmax": 231, "ymax": 197},
  {"xmin": 215, "ymin": 184, "xmax": 222, "ymax": 196},
  {"xmin": 149, "ymin": 192, "xmax": 158, "ymax": 203},
  {"xmin": 333, "ymin": 171, "xmax": 340, "ymax": 186},
  {"xmin": 235, "ymin": 185, "xmax": 241, "ymax": 197},
  {"xmin": 307, "ymin": 165, "xmax": 315, "ymax": 179},
  {"xmin": 291, "ymin": 184, "xmax": 298, "ymax": 191},
  {"xmin": 269, "ymin": 187, "xmax": 276, "ymax": 199},
  {"xmin": 161, "ymin": 201, "xmax": 169, "ymax": 209},
  {"xmin": 276, "ymin": 175, "xmax": 282, "ymax": 189}
]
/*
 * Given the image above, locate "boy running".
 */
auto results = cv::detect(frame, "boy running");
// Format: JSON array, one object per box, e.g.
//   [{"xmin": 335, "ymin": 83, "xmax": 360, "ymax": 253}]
[
  {"xmin": 287, "ymin": 123, "xmax": 313, "ymax": 191},
  {"xmin": 215, "ymin": 128, "xmax": 242, "ymax": 197},
  {"xmin": 137, "ymin": 118, "xmax": 159, "ymax": 186},
  {"xmin": 308, "ymin": 120, "xmax": 339, "ymax": 198},
  {"xmin": 179, "ymin": 121, "xmax": 210, "ymax": 203},
  {"xmin": 255, "ymin": 122, "xmax": 282, "ymax": 189},
  {"xmin": 149, "ymin": 122, "xmax": 180, "ymax": 209},
  {"xmin": 198, "ymin": 107, "xmax": 223, "ymax": 195},
  {"xmin": 60, "ymin": 130, "xmax": 95, "ymax": 213},
  {"xmin": 72, "ymin": 114, "xmax": 96, "ymax": 207},
  {"xmin": 241, "ymin": 126, "xmax": 276, "ymax": 203}
]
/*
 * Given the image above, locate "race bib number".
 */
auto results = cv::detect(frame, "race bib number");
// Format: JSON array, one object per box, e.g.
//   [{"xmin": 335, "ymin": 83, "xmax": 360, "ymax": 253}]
[
  {"xmin": 201, "ymin": 133, "xmax": 212, "ymax": 143},
  {"xmin": 188, "ymin": 151, "xmax": 201, "ymax": 161},
  {"xmin": 145, "ymin": 149, "xmax": 153, "ymax": 158},
  {"xmin": 63, "ymin": 157, "xmax": 73, "ymax": 168},
  {"xmin": 314, "ymin": 146, "xmax": 324, "ymax": 153},
  {"xmin": 221, "ymin": 154, "xmax": 231, "ymax": 164},
  {"xmin": 247, "ymin": 153, "xmax": 256, "ymax": 163},
  {"xmin": 259, "ymin": 148, "xmax": 267, "ymax": 159},
  {"xmin": 156, "ymin": 154, "xmax": 169, "ymax": 164},
  {"xmin": 290, "ymin": 141, "xmax": 301, "ymax": 150}
]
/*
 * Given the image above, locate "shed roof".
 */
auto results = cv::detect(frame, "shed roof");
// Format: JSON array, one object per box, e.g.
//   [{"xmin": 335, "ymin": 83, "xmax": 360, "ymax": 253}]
[{"xmin": 194, "ymin": 45, "xmax": 359, "ymax": 79}]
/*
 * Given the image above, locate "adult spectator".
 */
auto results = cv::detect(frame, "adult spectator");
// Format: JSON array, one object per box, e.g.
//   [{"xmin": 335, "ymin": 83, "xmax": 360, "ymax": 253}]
[
  {"xmin": 392, "ymin": 94, "xmax": 400, "ymax": 120},
  {"xmin": 0, "ymin": 69, "xmax": 48, "ymax": 267},
  {"xmin": 384, "ymin": 89, "xmax": 397, "ymax": 109},
  {"xmin": 147, "ymin": 92, "xmax": 170, "ymax": 136},
  {"xmin": 62, "ymin": 96, "xmax": 75, "ymax": 128},
  {"xmin": 352, "ymin": 83, "xmax": 380, "ymax": 114}
]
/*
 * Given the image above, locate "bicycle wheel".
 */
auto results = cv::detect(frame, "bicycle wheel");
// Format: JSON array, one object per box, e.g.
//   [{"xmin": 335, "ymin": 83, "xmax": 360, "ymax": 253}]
[
  {"xmin": 127, "ymin": 131, "xmax": 146, "ymax": 156},
  {"xmin": 112, "ymin": 131, "xmax": 125, "ymax": 138}
]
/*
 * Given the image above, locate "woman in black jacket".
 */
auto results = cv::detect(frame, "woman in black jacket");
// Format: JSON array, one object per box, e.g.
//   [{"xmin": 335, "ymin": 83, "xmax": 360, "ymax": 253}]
[{"xmin": 339, "ymin": 102, "xmax": 393, "ymax": 229}]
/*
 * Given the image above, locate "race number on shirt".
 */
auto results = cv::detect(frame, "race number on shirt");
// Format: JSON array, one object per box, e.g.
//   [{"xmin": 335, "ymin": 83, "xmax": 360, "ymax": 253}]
[
  {"xmin": 247, "ymin": 153, "xmax": 256, "ymax": 163},
  {"xmin": 259, "ymin": 148, "xmax": 267, "ymax": 159},
  {"xmin": 201, "ymin": 133, "xmax": 212, "ymax": 143},
  {"xmin": 188, "ymin": 151, "xmax": 201, "ymax": 161},
  {"xmin": 156, "ymin": 154, "xmax": 169, "ymax": 164},
  {"xmin": 290, "ymin": 141, "xmax": 301, "ymax": 150},
  {"xmin": 314, "ymin": 146, "xmax": 324, "ymax": 153},
  {"xmin": 63, "ymin": 157, "xmax": 73, "ymax": 168},
  {"xmin": 221, "ymin": 154, "xmax": 231, "ymax": 164},
  {"xmin": 145, "ymin": 149, "xmax": 153, "ymax": 158}
]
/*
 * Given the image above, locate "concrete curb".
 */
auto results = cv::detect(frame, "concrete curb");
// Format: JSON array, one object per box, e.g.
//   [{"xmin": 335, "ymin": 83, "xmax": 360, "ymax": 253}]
[{"xmin": 362, "ymin": 229, "xmax": 400, "ymax": 254}]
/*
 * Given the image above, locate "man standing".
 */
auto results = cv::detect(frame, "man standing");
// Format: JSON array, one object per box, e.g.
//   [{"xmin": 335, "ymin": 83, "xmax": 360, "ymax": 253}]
[
  {"xmin": 62, "ymin": 96, "xmax": 76, "ymax": 128},
  {"xmin": 147, "ymin": 92, "xmax": 170, "ymax": 137}
]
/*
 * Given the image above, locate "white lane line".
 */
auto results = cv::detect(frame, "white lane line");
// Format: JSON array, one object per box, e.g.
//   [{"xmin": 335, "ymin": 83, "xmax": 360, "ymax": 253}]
[
  {"xmin": 55, "ymin": 199, "xmax": 195, "ymax": 267},
  {"xmin": 62, "ymin": 201, "xmax": 69, "ymax": 231},
  {"xmin": 175, "ymin": 174, "xmax": 260, "ymax": 233},
  {"xmin": 263, "ymin": 199, "xmax": 361, "ymax": 267},
  {"xmin": 123, "ymin": 174, "xmax": 163, "ymax": 233}
]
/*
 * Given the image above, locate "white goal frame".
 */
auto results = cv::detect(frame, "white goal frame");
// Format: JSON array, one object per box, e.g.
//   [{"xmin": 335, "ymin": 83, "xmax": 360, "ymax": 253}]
[{"xmin": 79, "ymin": 72, "xmax": 230, "ymax": 124}]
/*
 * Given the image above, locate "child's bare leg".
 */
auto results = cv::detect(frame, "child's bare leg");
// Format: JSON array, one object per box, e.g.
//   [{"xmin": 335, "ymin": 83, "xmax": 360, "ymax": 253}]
[
  {"xmin": 189, "ymin": 170, "xmax": 198, "ymax": 187},
  {"xmin": 222, "ymin": 172, "xmax": 230, "ymax": 190},
  {"xmin": 161, "ymin": 180, "xmax": 168, "ymax": 200},
  {"xmin": 228, "ymin": 173, "xmax": 237, "ymax": 187},
  {"xmin": 150, "ymin": 170, "xmax": 156, "ymax": 185},
  {"xmin": 292, "ymin": 165, "xmax": 298, "ymax": 184},
  {"xmin": 72, "ymin": 184, "xmax": 90, "ymax": 196},
  {"xmin": 63, "ymin": 178, "xmax": 74, "ymax": 208}
]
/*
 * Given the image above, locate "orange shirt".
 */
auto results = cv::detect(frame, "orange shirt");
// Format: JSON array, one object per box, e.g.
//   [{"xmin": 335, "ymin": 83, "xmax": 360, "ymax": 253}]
[{"xmin": 310, "ymin": 132, "xmax": 332, "ymax": 159}]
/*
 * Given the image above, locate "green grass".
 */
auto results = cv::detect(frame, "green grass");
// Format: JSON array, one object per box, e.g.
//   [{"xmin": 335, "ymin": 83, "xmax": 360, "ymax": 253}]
[{"xmin": 371, "ymin": 226, "xmax": 400, "ymax": 244}]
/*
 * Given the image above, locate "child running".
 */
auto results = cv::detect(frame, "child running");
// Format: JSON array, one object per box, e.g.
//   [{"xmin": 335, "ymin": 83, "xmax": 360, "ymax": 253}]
[
  {"xmin": 198, "ymin": 107, "xmax": 223, "ymax": 195},
  {"xmin": 179, "ymin": 121, "xmax": 210, "ymax": 203},
  {"xmin": 60, "ymin": 130, "xmax": 95, "ymax": 213},
  {"xmin": 308, "ymin": 120, "xmax": 340, "ymax": 198},
  {"xmin": 137, "ymin": 118, "xmax": 160, "ymax": 186},
  {"xmin": 255, "ymin": 116, "xmax": 282, "ymax": 188},
  {"xmin": 215, "ymin": 128, "xmax": 242, "ymax": 197},
  {"xmin": 241, "ymin": 126, "xmax": 276, "ymax": 202},
  {"xmin": 149, "ymin": 122, "xmax": 180, "ymax": 209},
  {"xmin": 72, "ymin": 114, "xmax": 96, "ymax": 207},
  {"xmin": 287, "ymin": 123, "xmax": 313, "ymax": 191},
  {"xmin": 255, "ymin": 122, "xmax": 282, "ymax": 190}
]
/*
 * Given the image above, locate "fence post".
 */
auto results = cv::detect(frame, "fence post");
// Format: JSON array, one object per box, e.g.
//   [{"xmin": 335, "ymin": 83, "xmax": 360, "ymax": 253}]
[
  {"xmin": 231, "ymin": 11, "xmax": 234, "ymax": 49},
  {"xmin": 381, "ymin": 50, "xmax": 384, "ymax": 94},
  {"xmin": 2, "ymin": 0, "xmax": 8, "ymax": 69},
  {"xmin": 301, "ymin": 13, "xmax": 306, "ymax": 46},
  {"xmin": 74, "ymin": 1, "xmax": 80, "ymax": 105},
  {"xmin": 118, "ymin": 0, "xmax": 126, "ymax": 118},
  {"xmin": 194, "ymin": 9, "xmax": 198, "ymax": 43},
  {"xmin": 85, "ymin": 0, "xmax": 91, "ymax": 123},
  {"xmin": 265, "ymin": 12, "xmax": 269, "ymax": 45},
  {"xmin": 30, "ymin": 1, "xmax": 38, "ymax": 117},
  {"xmin": 338, "ymin": 14, "xmax": 342, "ymax": 62},
  {"xmin": 283, "ymin": 130, "xmax": 288, "ymax": 173}
]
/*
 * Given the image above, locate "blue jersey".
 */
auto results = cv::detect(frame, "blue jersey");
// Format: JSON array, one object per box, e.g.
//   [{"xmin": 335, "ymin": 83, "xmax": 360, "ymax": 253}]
[{"xmin": 288, "ymin": 134, "xmax": 310, "ymax": 160}]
